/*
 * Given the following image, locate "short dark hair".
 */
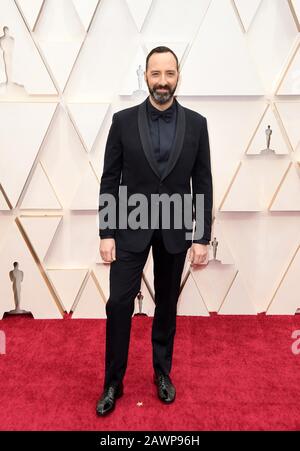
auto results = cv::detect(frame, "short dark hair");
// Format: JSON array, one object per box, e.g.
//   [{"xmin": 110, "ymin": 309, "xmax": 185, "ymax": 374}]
[{"xmin": 146, "ymin": 46, "xmax": 179, "ymax": 71}]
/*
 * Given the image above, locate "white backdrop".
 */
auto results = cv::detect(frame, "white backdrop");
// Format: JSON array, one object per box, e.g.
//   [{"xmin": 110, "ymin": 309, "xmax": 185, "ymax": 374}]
[{"xmin": 0, "ymin": 0, "xmax": 299, "ymax": 318}]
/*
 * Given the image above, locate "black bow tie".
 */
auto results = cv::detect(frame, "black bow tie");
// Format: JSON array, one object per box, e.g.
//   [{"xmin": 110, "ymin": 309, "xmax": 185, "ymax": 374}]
[{"xmin": 150, "ymin": 108, "xmax": 173, "ymax": 123}]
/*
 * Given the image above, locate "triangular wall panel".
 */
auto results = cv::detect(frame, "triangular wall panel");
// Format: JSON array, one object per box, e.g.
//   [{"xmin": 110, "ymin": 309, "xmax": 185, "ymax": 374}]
[
  {"xmin": 0, "ymin": 188, "xmax": 10, "ymax": 210},
  {"xmin": 290, "ymin": 0, "xmax": 300, "ymax": 29},
  {"xmin": 70, "ymin": 163, "xmax": 99, "ymax": 210},
  {"xmin": 275, "ymin": 101, "xmax": 300, "ymax": 151},
  {"xmin": 179, "ymin": 0, "xmax": 264, "ymax": 95},
  {"xmin": 233, "ymin": 0, "xmax": 262, "ymax": 32},
  {"xmin": 67, "ymin": 102, "xmax": 110, "ymax": 152},
  {"xmin": 72, "ymin": 271, "xmax": 106, "ymax": 318},
  {"xmin": 125, "ymin": 0, "xmax": 152, "ymax": 32},
  {"xmin": 120, "ymin": 46, "xmax": 148, "ymax": 95},
  {"xmin": 246, "ymin": 105, "xmax": 290, "ymax": 155},
  {"xmin": 39, "ymin": 104, "xmax": 88, "ymax": 209},
  {"xmin": 0, "ymin": 221, "xmax": 62, "ymax": 318},
  {"xmin": 19, "ymin": 162, "xmax": 62, "ymax": 210},
  {"xmin": 270, "ymin": 163, "xmax": 300, "ymax": 211},
  {"xmin": 218, "ymin": 272, "xmax": 257, "ymax": 315},
  {"xmin": 34, "ymin": 0, "xmax": 85, "ymax": 91},
  {"xmin": 16, "ymin": 0, "xmax": 44, "ymax": 30},
  {"xmin": 267, "ymin": 246, "xmax": 300, "ymax": 315},
  {"xmin": 19, "ymin": 215, "xmax": 62, "ymax": 262},
  {"xmin": 72, "ymin": 0, "xmax": 100, "ymax": 31},
  {"xmin": 0, "ymin": 0, "xmax": 57, "ymax": 94},
  {"xmin": 178, "ymin": 273, "xmax": 209, "ymax": 316},
  {"xmin": 46, "ymin": 268, "xmax": 88, "ymax": 312},
  {"xmin": 277, "ymin": 43, "xmax": 300, "ymax": 95},
  {"xmin": 0, "ymin": 103, "xmax": 57, "ymax": 207},
  {"xmin": 94, "ymin": 263, "xmax": 111, "ymax": 301},
  {"xmin": 191, "ymin": 262, "xmax": 237, "ymax": 313},
  {"xmin": 220, "ymin": 160, "xmax": 290, "ymax": 212}
]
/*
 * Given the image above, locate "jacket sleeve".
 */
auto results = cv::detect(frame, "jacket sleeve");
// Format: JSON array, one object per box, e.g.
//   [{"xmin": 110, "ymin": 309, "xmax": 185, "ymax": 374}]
[
  {"xmin": 98, "ymin": 113, "xmax": 123, "ymax": 239},
  {"xmin": 191, "ymin": 116, "xmax": 213, "ymax": 245}
]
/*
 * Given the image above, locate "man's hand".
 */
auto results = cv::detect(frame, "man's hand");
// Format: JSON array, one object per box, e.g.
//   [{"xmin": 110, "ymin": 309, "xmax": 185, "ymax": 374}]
[
  {"xmin": 189, "ymin": 243, "xmax": 209, "ymax": 267},
  {"xmin": 99, "ymin": 238, "xmax": 116, "ymax": 263}
]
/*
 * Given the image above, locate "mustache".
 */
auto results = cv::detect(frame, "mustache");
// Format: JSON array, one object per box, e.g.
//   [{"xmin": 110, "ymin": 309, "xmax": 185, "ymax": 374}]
[{"xmin": 155, "ymin": 85, "xmax": 170, "ymax": 90}]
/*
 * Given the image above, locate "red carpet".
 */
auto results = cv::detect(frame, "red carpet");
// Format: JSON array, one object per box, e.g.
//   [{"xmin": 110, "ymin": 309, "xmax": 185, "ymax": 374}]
[{"xmin": 1, "ymin": 314, "xmax": 300, "ymax": 431}]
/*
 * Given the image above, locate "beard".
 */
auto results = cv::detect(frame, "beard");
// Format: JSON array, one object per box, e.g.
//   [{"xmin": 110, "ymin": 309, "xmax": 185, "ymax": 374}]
[{"xmin": 146, "ymin": 78, "xmax": 178, "ymax": 105}]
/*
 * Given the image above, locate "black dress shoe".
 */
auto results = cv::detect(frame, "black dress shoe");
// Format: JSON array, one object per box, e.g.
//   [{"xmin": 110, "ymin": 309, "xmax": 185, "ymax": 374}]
[
  {"xmin": 96, "ymin": 382, "xmax": 123, "ymax": 416},
  {"xmin": 153, "ymin": 373, "xmax": 176, "ymax": 403}
]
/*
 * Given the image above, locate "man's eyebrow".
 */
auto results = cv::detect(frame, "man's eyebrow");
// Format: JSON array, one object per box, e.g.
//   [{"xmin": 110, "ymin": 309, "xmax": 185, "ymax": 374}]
[{"xmin": 150, "ymin": 70, "xmax": 176, "ymax": 73}]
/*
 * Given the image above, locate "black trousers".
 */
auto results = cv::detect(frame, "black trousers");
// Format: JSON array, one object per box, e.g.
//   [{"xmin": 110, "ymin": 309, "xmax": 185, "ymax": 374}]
[{"xmin": 103, "ymin": 227, "xmax": 188, "ymax": 388}]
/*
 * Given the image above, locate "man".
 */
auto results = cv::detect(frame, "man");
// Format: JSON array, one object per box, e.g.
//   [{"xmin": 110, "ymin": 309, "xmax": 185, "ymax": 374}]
[{"xmin": 96, "ymin": 46, "xmax": 213, "ymax": 416}]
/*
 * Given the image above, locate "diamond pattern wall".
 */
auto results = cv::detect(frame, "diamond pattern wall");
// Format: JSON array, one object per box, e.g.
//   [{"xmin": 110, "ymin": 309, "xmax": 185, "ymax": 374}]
[{"xmin": 0, "ymin": 0, "xmax": 300, "ymax": 317}]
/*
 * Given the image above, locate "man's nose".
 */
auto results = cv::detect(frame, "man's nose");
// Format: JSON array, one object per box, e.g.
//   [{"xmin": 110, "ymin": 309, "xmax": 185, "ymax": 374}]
[{"xmin": 159, "ymin": 75, "xmax": 167, "ymax": 85}]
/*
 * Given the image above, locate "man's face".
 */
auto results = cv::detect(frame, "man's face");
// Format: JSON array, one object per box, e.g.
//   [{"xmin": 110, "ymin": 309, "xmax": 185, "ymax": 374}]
[{"xmin": 144, "ymin": 52, "xmax": 179, "ymax": 105}]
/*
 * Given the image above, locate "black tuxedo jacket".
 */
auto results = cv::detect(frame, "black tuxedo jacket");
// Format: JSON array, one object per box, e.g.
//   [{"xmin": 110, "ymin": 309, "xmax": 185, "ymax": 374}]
[{"xmin": 98, "ymin": 96, "xmax": 213, "ymax": 254}]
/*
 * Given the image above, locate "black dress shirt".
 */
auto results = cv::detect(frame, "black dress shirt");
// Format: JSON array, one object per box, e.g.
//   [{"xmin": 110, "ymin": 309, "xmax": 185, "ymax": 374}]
[{"xmin": 146, "ymin": 96, "xmax": 177, "ymax": 178}]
